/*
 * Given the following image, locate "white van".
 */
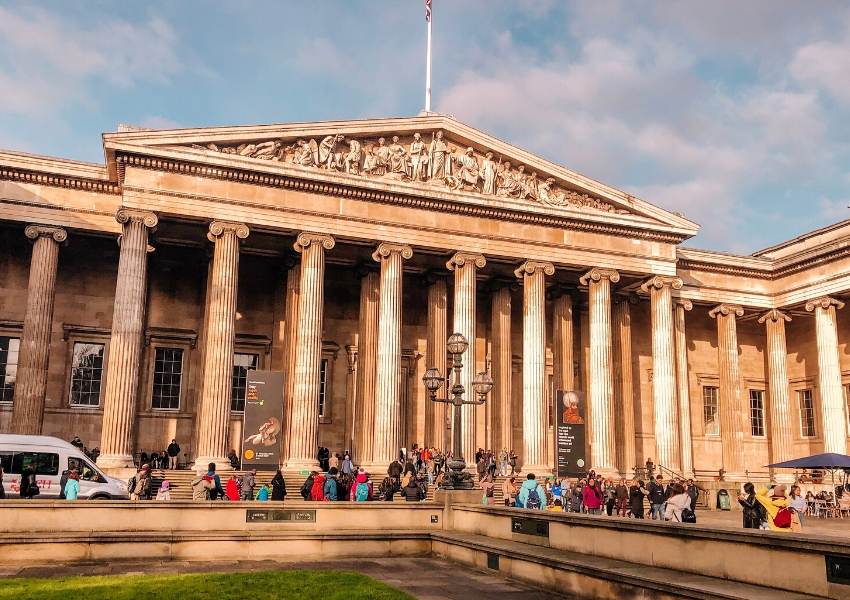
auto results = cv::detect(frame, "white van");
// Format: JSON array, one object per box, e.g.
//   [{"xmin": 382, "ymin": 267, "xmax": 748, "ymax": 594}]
[{"xmin": 0, "ymin": 434, "xmax": 129, "ymax": 500}]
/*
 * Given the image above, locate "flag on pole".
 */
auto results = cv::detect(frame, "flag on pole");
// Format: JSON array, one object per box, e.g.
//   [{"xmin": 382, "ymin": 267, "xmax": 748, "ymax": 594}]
[{"xmin": 425, "ymin": 0, "xmax": 432, "ymax": 22}]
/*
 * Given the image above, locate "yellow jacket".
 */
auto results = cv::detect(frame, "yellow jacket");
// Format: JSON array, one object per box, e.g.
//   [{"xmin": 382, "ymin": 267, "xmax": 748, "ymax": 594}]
[{"xmin": 755, "ymin": 488, "xmax": 793, "ymax": 532}]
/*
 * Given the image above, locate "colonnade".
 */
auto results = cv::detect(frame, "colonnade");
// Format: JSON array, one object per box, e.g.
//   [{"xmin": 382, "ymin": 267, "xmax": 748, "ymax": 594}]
[{"xmin": 9, "ymin": 210, "xmax": 850, "ymax": 476}]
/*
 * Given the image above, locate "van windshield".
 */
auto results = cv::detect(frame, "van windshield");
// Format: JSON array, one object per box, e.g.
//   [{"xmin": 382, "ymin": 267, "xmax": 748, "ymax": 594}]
[{"xmin": 68, "ymin": 456, "xmax": 105, "ymax": 482}]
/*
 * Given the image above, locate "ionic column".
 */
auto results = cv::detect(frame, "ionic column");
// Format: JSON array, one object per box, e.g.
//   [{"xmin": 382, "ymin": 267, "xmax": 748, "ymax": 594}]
[
  {"xmin": 579, "ymin": 267, "xmax": 619, "ymax": 477},
  {"xmin": 709, "ymin": 303, "xmax": 746, "ymax": 478},
  {"xmin": 371, "ymin": 243, "xmax": 413, "ymax": 469},
  {"xmin": 286, "ymin": 232, "xmax": 335, "ymax": 470},
  {"xmin": 805, "ymin": 297, "xmax": 849, "ymax": 454},
  {"xmin": 674, "ymin": 299, "xmax": 695, "ymax": 479},
  {"xmin": 551, "ymin": 290, "xmax": 575, "ymax": 393},
  {"xmin": 641, "ymin": 276, "xmax": 682, "ymax": 473},
  {"xmin": 515, "ymin": 260, "xmax": 554, "ymax": 473},
  {"xmin": 758, "ymin": 309, "xmax": 795, "ymax": 482},
  {"xmin": 280, "ymin": 258, "xmax": 300, "ymax": 463},
  {"xmin": 353, "ymin": 266, "xmax": 379, "ymax": 464},
  {"xmin": 446, "ymin": 251, "xmax": 486, "ymax": 460},
  {"xmin": 193, "ymin": 221, "xmax": 249, "ymax": 471},
  {"xmin": 10, "ymin": 225, "xmax": 67, "ymax": 434},
  {"xmin": 612, "ymin": 296, "xmax": 636, "ymax": 477},
  {"xmin": 491, "ymin": 281, "xmax": 513, "ymax": 454},
  {"xmin": 425, "ymin": 272, "xmax": 448, "ymax": 449},
  {"xmin": 99, "ymin": 209, "xmax": 158, "ymax": 469}
]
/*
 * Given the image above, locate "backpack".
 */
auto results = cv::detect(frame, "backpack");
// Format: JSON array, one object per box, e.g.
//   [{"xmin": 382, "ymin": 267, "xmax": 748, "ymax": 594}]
[
  {"xmin": 774, "ymin": 507, "xmax": 792, "ymax": 528},
  {"xmin": 681, "ymin": 508, "xmax": 697, "ymax": 523},
  {"xmin": 127, "ymin": 476, "xmax": 137, "ymax": 494},
  {"xmin": 355, "ymin": 482, "xmax": 370, "ymax": 502},
  {"xmin": 526, "ymin": 488, "xmax": 542, "ymax": 510}
]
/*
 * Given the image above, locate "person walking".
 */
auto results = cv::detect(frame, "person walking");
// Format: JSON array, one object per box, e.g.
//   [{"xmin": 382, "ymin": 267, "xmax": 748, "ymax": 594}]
[
  {"xmin": 582, "ymin": 478, "xmax": 604, "ymax": 515},
  {"xmin": 648, "ymin": 475, "xmax": 666, "ymax": 520},
  {"xmin": 629, "ymin": 479, "xmax": 648, "ymax": 518},
  {"xmin": 664, "ymin": 483, "xmax": 692, "ymax": 522},
  {"xmin": 517, "ymin": 473, "xmax": 547, "ymax": 511},
  {"xmin": 341, "ymin": 452, "xmax": 354, "ymax": 477},
  {"xmin": 480, "ymin": 474, "xmax": 495, "ymax": 506},
  {"xmin": 130, "ymin": 464, "xmax": 151, "ymax": 500},
  {"xmin": 166, "ymin": 439, "xmax": 180, "ymax": 469},
  {"xmin": 615, "ymin": 479, "xmax": 629, "ymax": 517},
  {"xmin": 685, "ymin": 479, "xmax": 700, "ymax": 511},
  {"xmin": 64, "ymin": 470, "xmax": 80, "ymax": 501},
  {"xmin": 271, "ymin": 470, "xmax": 287, "ymax": 501},
  {"xmin": 502, "ymin": 476, "xmax": 518, "ymax": 507},
  {"xmin": 737, "ymin": 482, "xmax": 764, "ymax": 529},
  {"xmin": 240, "ymin": 469, "xmax": 256, "ymax": 501}
]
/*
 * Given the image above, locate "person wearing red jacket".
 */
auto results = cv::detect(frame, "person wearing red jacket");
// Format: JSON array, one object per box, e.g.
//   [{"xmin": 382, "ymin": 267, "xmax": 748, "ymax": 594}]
[{"xmin": 582, "ymin": 478, "xmax": 604, "ymax": 515}]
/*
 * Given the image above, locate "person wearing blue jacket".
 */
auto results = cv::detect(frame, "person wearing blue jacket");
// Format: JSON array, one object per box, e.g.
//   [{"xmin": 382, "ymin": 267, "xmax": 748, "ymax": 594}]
[
  {"xmin": 516, "ymin": 473, "xmax": 547, "ymax": 510},
  {"xmin": 324, "ymin": 467, "xmax": 340, "ymax": 501}
]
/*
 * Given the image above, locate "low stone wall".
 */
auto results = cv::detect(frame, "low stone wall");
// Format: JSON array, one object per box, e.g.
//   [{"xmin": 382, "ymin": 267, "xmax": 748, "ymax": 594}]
[
  {"xmin": 449, "ymin": 505, "xmax": 850, "ymax": 599},
  {"xmin": 0, "ymin": 500, "xmax": 444, "ymax": 533}
]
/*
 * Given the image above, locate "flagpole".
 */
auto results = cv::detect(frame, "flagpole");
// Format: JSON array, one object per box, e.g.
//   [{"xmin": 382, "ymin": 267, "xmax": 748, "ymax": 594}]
[{"xmin": 425, "ymin": 6, "xmax": 432, "ymax": 112}]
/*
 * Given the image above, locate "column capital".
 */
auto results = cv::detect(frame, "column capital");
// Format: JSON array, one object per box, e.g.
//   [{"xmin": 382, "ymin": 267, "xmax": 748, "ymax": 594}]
[
  {"xmin": 446, "ymin": 251, "xmax": 486, "ymax": 271},
  {"xmin": 208, "ymin": 220, "xmax": 249, "ymax": 242},
  {"xmin": 579, "ymin": 267, "xmax": 620, "ymax": 286},
  {"xmin": 513, "ymin": 260, "xmax": 554, "ymax": 279},
  {"xmin": 24, "ymin": 225, "xmax": 67, "ymax": 243},
  {"xmin": 115, "ymin": 208, "xmax": 158, "ymax": 229},
  {"xmin": 674, "ymin": 298, "xmax": 693, "ymax": 311},
  {"xmin": 805, "ymin": 296, "xmax": 845, "ymax": 312},
  {"xmin": 639, "ymin": 275, "xmax": 683, "ymax": 293},
  {"xmin": 708, "ymin": 303, "xmax": 744, "ymax": 319},
  {"xmin": 371, "ymin": 242, "xmax": 413, "ymax": 262},
  {"xmin": 294, "ymin": 232, "xmax": 335, "ymax": 253},
  {"xmin": 758, "ymin": 308, "xmax": 792, "ymax": 324}
]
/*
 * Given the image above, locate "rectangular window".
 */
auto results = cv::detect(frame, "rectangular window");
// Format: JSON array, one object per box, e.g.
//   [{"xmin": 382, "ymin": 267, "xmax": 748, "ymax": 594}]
[
  {"xmin": 10, "ymin": 452, "xmax": 59, "ymax": 475},
  {"xmin": 69, "ymin": 342, "xmax": 105, "ymax": 407},
  {"xmin": 749, "ymin": 390, "xmax": 765, "ymax": 437},
  {"xmin": 151, "ymin": 347, "xmax": 183, "ymax": 410},
  {"xmin": 231, "ymin": 353, "xmax": 259, "ymax": 412},
  {"xmin": 703, "ymin": 386, "xmax": 719, "ymax": 436},
  {"xmin": 0, "ymin": 336, "xmax": 20, "ymax": 403},
  {"xmin": 318, "ymin": 358, "xmax": 328, "ymax": 418},
  {"xmin": 799, "ymin": 389, "xmax": 816, "ymax": 438}
]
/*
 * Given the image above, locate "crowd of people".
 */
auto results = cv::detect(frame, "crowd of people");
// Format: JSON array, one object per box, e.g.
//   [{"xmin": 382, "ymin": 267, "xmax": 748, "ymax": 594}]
[{"xmin": 504, "ymin": 471, "xmax": 699, "ymax": 523}]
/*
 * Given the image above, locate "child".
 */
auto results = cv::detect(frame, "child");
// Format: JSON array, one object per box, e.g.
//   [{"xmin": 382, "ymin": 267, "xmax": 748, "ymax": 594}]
[
  {"xmin": 156, "ymin": 479, "xmax": 171, "ymax": 501},
  {"xmin": 547, "ymin": 499, "xmax": 564, "ymax": 512},
  {"xmin": 255, "ymin": 484, "xmax": 270, "ymax": 502}
]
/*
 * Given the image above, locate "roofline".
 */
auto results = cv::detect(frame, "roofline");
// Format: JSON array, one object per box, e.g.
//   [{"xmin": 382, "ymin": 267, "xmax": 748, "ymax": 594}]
[{"xmin": 752, "ymin": 218, "xmax": 850, "ymax": 257}]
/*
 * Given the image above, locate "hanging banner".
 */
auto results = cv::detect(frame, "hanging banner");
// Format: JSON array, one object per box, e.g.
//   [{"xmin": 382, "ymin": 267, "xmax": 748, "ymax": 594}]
[
  {"xmin": 555, "ymin": 390, "xmax": 587, "ymax": 477},
  {"xmin": 241, "ymin": 370, "xmax": 284, "ymax": 469}
]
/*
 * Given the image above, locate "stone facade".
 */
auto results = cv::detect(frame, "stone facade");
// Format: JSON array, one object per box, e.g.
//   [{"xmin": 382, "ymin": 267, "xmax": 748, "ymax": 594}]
[{"xmin": 1, "ymin": 114, "xmax": 848, "ymax": 479}]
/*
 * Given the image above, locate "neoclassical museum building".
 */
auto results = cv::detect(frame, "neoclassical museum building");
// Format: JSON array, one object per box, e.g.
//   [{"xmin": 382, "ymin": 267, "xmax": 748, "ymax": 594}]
[{"xmin": 1, "ymin": 114, "xmax": 848, "ymax": 479}]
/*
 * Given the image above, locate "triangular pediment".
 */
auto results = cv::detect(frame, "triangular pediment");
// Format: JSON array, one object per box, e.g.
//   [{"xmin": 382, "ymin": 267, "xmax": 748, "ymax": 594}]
[{"xmin": 103, "ymin": 115, "xmax": 699, "ymax": 238}]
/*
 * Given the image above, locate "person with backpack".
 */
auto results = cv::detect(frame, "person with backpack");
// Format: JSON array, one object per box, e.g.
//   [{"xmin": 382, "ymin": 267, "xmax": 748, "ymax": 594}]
[
  {"xmin": 351, "ymin": 469, "xmax": 372, "ymax": 502},
  {"xmin": 517, "ymin": 473, "xmax": 547, "ymax": 511},
  {"xmin": 300, "ymin": 472, "xmax": 316, "ymax": 500},
  {"xmin": 255, "ymin": 484, "xmax": 270, "ymax": 501},
  {"xmin": 664, "ymin": 483, "xmax": 694, "ymax": 523},
  {"xmin": 204, "ymin": 463, "xmax": 224, "ymax": 500},
  {"xmin": 756, "ymin": 484, "xmax": 794, "ymax": 532},
  {"xmin": 240, "ymin": 469, "xmax": 256, "ymax": 501},
  {"xmin": 324, "ymin": 467, "xmax": 339, "ymax": 501},
  {"xmin": 738, "ymin": 482, "xmax": 765, "ymax": 529},
  {"xmin": 129, "ymin": 464, "xmax": 151, "ymax": 500}
]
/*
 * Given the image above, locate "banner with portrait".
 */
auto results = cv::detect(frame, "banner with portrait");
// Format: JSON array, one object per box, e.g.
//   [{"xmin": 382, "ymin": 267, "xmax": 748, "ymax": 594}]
[
  {"xmin": 241, "ymin": 370, "xmax": 284, "ymax": 469},
  {"xmin": 555, "ymin": 389, "xmax": 587, "ymax": 477}
]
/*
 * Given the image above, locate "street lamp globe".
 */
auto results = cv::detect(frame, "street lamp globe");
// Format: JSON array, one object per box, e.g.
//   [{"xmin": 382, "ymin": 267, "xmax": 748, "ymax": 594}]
[
  {"xmin": 446, "ymin": 332, "xmax": 469, "ymax": 357},
  {"xmin": 422, "ymin": 367, "xmax": 444, "ymax": 393},
  {"xmin": 472, "ymin": 371, "xmax": 494, "ymax": 397}
]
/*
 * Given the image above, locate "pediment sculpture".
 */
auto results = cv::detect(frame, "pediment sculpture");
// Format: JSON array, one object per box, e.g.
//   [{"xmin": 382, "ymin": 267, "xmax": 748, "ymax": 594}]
[{"xmin": 192, "ymin": 130, "xmax": 620, "ymax": 213}]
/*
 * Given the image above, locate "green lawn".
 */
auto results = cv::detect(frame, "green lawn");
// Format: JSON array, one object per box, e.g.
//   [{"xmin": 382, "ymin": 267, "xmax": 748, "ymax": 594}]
[{"xmin": 0, "ymin": 570, "xmax": 415, "ymax": 600}]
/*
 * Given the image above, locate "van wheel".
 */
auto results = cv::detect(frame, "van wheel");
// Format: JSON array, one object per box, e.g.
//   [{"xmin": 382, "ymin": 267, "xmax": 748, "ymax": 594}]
[{"xmin": 90, "ymin": 494, "xmax": 110, "ymax": 500}]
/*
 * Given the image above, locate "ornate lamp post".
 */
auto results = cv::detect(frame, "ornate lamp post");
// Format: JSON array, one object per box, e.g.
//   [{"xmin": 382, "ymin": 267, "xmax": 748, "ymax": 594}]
[{"xmin": 422, "ymin": 332, "xmax": 493, "ymax": 489}]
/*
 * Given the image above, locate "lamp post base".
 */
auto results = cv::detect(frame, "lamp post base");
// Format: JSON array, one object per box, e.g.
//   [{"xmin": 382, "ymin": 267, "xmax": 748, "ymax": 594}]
[{"xmin": 443, "ymin": 457, "xmax": 475, "ymax": 490}]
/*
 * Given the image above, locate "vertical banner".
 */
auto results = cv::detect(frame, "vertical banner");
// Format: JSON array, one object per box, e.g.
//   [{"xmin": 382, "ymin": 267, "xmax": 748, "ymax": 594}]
[
  {"xmin": 555, "ymin": 390, "xmax": 587, "ymax": 477},
  {"xmin": 242, "ymin": 370, "xmax": 284, "ymax": 469}
]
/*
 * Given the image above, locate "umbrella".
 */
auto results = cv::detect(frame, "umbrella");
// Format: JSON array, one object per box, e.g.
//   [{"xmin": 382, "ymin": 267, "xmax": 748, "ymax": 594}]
[{"xmin": 765, "ymin": 453, "xmax": 850, "ymax": 469}]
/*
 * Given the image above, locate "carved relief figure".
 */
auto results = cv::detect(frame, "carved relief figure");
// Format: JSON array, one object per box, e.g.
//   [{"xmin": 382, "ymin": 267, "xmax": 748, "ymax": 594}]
[
  {"xmin": 362, "ymin": 144, "xmax": 379, "ymax": 175},
  {"xmin": 481, "ymin": 151, "xmax": 497, "ymax": 195},
  {"xmin": 374, "ymin": 137, "xmax": 390, "ymax": 175},
  {"xmin": 388, "ymin": 135, "xmax": 408, "ymax": 178},
  {"xmin": 497, "ymin": 161, "xmax": 523, "ymax": 198},
  {"xmin": 319, "ymin": 134, "xmax": 345, "ymax": 169},
  {"xmin": 251, "ymin": 140, "xmax": 283, "ymax": 160},
  {"xmin": 292, "ymin": 139, "xmax": 319, "ymax": 168},
  {"xmin": 343, "ymin": 139, "xmax": 362, "ymax": 174},
  {"xmin": 450, "ymin": 147, "xmax": 480, "ymax": 192},
  {"xmin": 428, "ymin": 130, "xmax": 450, "ymax": 180},
  {"xmin": 409, "ymin": 132, "xmax": 428, "ymax": 181}
]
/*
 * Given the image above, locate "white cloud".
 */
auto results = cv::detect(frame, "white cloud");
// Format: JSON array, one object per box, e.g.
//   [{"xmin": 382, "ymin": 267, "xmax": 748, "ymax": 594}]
[
  {"xmin": 0, "ymin": 6, "xmax": 182, "ymax": 116},
  {"xmin": 790, "ymin": 38, "xmax": 850, "ymax": 104}
]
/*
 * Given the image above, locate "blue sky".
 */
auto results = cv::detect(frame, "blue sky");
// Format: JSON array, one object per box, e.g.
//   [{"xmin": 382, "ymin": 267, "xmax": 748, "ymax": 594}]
[{"xmin": 1, "ymin": 1, "xmax": 849, "ymax": 253}]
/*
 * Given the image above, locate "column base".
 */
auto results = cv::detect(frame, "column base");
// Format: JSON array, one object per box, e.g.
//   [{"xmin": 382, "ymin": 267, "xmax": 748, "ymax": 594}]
[
  {"xmin": 192, "ymin": 456, "xmax": 234, "ymax": 474},
  {"xmin": 97, "ymin": 453, "xmax": 136, "ymax": 471},
  {"xmin": 771, "ymin": 472, "xmax": 797, "ymax": 484}
]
